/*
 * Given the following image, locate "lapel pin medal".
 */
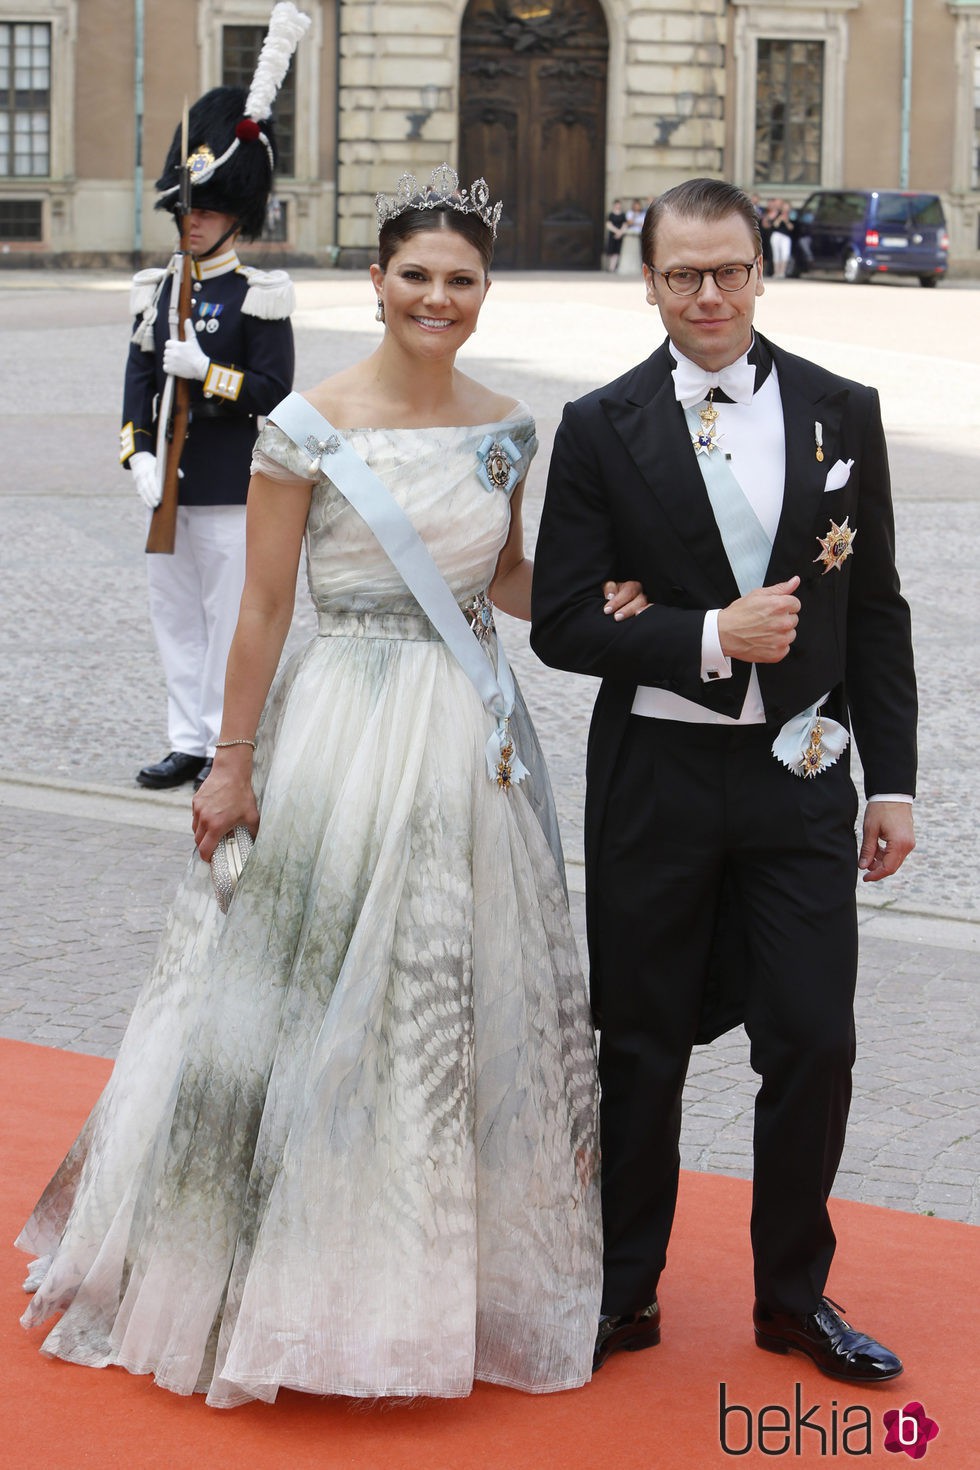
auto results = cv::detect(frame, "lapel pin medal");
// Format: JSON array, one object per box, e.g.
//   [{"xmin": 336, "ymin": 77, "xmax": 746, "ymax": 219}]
[
  {"xmin": 814, "ymin": 420, "xmax": 824, "ymax": 461},
  {"xmin": 814, "ymin": 516, "xmax": 856, "ymax": 574}
]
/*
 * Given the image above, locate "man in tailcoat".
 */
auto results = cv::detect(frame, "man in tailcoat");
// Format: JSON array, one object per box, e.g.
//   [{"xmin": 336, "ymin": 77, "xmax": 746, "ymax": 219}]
[{"xmin": 531, "ymin": 178, "xmax": 917, "ymax": 1382}]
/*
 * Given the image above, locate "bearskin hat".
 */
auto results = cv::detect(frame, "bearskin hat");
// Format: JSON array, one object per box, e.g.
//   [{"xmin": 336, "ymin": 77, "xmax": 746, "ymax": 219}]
[{"xmin": 154, "ymin": 86, "xmax": 278, "ymax": 241}]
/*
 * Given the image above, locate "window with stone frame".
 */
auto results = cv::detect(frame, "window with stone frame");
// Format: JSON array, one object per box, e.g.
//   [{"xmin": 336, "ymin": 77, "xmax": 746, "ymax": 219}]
[
  {"xmin": 973, "ymin": 43, "xmax": 980, "ymax": 190},
  {"xmin": 222, "ymin": 24, "xmax": 297, "ymax": 177},
  {"xmin": 754, "ymin": 38, "xmax": 824, "ymax": 186},
  {"xmin": 0, "ymin": 21, "xmax": 50, "ymax": 177}
]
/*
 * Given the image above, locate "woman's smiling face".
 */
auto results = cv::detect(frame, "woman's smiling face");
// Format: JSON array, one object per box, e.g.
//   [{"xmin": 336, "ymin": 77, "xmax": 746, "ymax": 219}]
[{"xmin": 370, "ymin": 228, "xmax": 490, "ymax": 356}]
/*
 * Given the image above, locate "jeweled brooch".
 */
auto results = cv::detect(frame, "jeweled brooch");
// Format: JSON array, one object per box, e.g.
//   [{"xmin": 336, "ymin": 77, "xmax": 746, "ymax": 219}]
[
  {"xmin": 814, "ymin": 516, "xmax": 856, "ymax": 574},
  {"xmin": 476, "ymin": 433, "xmax": 521, "ymax": 494},
  {"xmin": 462, "ymin": 590, "xmax": 495, "ymax": 645},
  {"xmin": 305, "ymin": 432, "xmax": 341, "ymax": 477}
]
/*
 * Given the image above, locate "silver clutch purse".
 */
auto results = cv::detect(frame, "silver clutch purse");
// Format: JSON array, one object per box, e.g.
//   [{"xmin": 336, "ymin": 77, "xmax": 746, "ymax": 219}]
[{"xmin": 210, "ymin": 824, "xmax": 254, "ymax": 913}]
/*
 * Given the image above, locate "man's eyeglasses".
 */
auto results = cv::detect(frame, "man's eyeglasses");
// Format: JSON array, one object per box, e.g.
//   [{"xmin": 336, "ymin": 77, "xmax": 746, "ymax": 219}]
[{"xmin": 650, "ymin": 261, "xmax": 760, "ymax": 296}]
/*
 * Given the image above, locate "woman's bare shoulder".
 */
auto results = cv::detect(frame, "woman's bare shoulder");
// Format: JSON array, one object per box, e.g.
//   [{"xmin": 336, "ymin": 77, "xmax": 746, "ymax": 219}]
[
  {"xmin": 299, "ymin": 366, "xmax": 368, "ymax": 427},
  {"xmin": 455, "ymin": 373, "xmax": 522, "ymax": 424}
]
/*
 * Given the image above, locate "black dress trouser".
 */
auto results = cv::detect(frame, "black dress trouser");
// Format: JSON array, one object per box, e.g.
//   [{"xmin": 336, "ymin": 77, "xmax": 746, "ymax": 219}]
[{"xmin": 594, "ymin": 717, "xmax": 859, "ymax": 1317}]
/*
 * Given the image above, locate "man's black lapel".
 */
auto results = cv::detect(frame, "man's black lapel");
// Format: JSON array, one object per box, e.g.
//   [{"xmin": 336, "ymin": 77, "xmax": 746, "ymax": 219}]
[
  {"xmin": 766, "ymin": 339, "xmax": 847, "ymax": 582},
  {"xmin": 599, "ymin": 344, "xmax": 741, "ymax": 603}
]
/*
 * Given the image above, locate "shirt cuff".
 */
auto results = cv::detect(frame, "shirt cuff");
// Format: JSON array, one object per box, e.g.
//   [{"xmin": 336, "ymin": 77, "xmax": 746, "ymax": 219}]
[
  {"xmin": 867, "ymin": 794, "xmax": 914, "ymax": 804},
  {"xmin": 701, "ymin": 610, "xmax": 732, "ymax": 682}
]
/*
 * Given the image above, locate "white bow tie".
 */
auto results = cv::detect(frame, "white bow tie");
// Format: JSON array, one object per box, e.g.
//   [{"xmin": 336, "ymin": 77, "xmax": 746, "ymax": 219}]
[{"xmin": 671, "ymin": 355, "xmax": 756, "ymax": 409}]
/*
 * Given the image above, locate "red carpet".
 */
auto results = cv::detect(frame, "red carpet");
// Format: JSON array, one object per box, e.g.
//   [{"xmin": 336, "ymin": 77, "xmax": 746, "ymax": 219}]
[{"xmin": 2, "ymin": 1038, "xmax": 975, "ymax": 1468}]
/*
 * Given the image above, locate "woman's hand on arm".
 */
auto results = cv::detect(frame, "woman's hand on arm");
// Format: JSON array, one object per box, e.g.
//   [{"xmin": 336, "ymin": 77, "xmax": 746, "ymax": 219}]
[
  {"xmin": 191, "ymin": 468, "xmax": 312, "ymax": 862},
  {"xmin": 603, "ymin": 580, "xmax": 650, "ymax": 620}
]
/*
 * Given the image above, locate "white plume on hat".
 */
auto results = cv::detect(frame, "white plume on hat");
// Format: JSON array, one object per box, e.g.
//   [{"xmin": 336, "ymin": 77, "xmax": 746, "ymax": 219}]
[{"xmin": 245, "ymin": 4, "xmax": 312, "ymax": 123}]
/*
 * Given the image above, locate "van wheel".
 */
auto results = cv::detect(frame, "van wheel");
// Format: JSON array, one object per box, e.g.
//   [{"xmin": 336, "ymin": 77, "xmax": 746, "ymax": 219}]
[
  {"xmin": 919, "ymin": 275, "xmax": 939, "ymax": 288},
  {"xmin": 842, "ymin": 252, "xmax": 869, "ymax": 284}
]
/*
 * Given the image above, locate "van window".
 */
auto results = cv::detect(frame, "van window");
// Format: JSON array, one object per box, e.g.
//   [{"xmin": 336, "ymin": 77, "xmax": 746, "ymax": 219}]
[
  {"xmin": 909, "ymin": 195, "xmax": 945, "ymax": 226},
  {"xmin": 875, "ymin": 195, "xmax": 911, "ymax": 227},
  {"xmin": 814, "ymin": 192, "xmax": 866, "ymax": 227}
]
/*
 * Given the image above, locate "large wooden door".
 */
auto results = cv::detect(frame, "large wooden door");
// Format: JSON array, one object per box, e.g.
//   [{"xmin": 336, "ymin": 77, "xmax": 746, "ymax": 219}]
[{"xmin": 459, "ymin": 0, "xmax": 608, "ymax": 269}]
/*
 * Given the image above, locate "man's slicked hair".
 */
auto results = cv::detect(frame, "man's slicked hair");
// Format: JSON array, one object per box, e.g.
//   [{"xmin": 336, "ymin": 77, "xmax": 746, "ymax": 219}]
[{"xmin": 641, "ymin": 177, "xmax": 763, "ymax": 267}]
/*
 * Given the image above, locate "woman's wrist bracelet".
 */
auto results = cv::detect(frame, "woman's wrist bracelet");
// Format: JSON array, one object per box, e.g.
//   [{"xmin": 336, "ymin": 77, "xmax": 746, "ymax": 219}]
[{"xmin": 214, "ymin": 738, "xmax": 257, "ymax": 751}]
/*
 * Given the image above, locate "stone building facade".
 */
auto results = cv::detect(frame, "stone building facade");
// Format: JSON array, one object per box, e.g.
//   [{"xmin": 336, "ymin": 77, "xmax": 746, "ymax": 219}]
[{"xmin": 2, "ymin": 0, "xmax": 979, "ymax": 272}]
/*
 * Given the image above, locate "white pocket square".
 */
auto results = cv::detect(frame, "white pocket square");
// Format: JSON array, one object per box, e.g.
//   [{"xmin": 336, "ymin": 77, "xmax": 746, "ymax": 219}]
[{"xmin": 823, "ymin": 458, "xmax": 853, "ymax": 492}]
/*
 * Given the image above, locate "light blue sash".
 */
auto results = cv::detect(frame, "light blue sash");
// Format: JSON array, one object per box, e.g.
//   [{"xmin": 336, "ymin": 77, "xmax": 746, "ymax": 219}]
[
  {"xmin": 683, "ymin": 404, "xmax": 772, "ymax": 597},
  {"xmin": 271, "ymin": 392, "xmax": 528, "ymax": 788},
  {"xmin": 685, "ymin": 399, "xmax": 848, "ymax": 778}
]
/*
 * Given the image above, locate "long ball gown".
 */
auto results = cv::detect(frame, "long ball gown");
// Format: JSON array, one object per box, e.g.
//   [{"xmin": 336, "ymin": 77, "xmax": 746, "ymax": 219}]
[{"xmin": 17, "ymin": 406, "xmax": 601, "ymax": 1407}]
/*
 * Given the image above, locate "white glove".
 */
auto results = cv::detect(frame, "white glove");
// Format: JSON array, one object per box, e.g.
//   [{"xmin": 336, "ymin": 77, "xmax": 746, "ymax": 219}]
[
  {"xmin": 162, "ymin": 318, "xmax": 210, "ymax": 381},
  {"xmin": 130, "ymin": 450, "xmax": 162, "ymax": 509}
]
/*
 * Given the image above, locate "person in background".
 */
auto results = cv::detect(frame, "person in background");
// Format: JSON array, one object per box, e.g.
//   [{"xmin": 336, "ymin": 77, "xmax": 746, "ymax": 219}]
[
  {"xmin": 124, "ymin": 68, "xmax": 297, "ymax": 794},
  {"xmin": 604, "ymin": 198, "xmax": 628, "ymax": 271}
]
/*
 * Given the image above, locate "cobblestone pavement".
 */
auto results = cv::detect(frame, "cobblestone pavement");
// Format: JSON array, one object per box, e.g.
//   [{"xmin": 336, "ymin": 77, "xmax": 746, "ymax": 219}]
[{"xmin": 1, "ymin": 269, "xmax": 977, "ymax": 1228}]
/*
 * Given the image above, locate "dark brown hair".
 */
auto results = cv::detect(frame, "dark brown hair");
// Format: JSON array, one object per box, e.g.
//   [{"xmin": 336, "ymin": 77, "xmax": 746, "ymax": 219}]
[
  {"xmin": 641, "ymin": 178, "xmax": 762, "ymax": 267},
  {"xmin": 377, "ymin": 205, "xmax": 494, "ymax": 274}
]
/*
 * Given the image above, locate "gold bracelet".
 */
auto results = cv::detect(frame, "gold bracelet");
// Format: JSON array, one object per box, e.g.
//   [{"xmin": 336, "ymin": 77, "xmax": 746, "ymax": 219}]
[{"xmin": 214, "ymin": 738, "xmax": 257, "ymax": 750}]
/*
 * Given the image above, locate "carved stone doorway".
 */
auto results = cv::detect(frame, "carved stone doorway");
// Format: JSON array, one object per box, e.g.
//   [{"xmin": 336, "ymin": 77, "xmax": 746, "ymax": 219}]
[{"xmin": 459, "ymin": 0, "xmax": 609, "ymax": 269}]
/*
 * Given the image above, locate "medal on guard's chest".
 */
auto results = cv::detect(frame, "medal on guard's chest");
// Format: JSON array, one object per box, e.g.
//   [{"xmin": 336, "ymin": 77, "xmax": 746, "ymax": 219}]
[
  {"xmin": 692, "ymin": 392, "xmax": 721, "ymax": 456},
  {"xmin": 814, "ymin": 516, "xmax": 857, "ymax": 574}
]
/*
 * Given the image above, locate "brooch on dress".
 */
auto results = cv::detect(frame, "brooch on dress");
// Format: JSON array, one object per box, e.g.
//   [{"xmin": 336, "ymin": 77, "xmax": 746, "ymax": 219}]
[
  {"xmin": 476, "ymin": 434, "xmax": 522, "ymax": 494},
  {"xmin": 462, "ymin": 590, "xmax": 495, "ymax": 645},
  {"xmin": 305, "ymin": 432, "xmax": 341, "ymax": 477},
  {"xmin": 814, "ymin": 516, "xmax": 856, "ymax": 574}
]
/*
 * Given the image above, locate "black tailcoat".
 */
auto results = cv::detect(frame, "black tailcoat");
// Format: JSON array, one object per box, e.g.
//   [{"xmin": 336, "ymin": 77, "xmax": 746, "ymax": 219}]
[{"xmin": 531, "ymin": 333, "xmax": 917, "ymax": 1037}]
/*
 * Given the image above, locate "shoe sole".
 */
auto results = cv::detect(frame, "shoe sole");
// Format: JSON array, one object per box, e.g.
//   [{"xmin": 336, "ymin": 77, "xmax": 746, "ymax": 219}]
[
  {"xmin": 593, "ymin": 1322, "xmax": 661, "ymax": 1372},
  {"xmin": 136, "ymin": 772, "xmax": 203, "ymax": 789},
  {"xmin": 754, "ymin": 1329, "xmax": 903, "ymax": 1383}
]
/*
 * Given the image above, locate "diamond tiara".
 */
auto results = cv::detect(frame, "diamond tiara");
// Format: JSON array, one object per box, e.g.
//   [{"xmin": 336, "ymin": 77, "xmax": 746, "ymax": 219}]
[{"xmin": 375, "ymin": 163, "xmax": 503, "ymax": 239}]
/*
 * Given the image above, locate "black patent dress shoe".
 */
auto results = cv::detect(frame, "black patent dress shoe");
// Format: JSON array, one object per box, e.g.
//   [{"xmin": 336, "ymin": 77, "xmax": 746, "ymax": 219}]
[
  {"xmin": 753, "ymin": 1298, "xmax": 903, "ymax": 1383},
  {"xmin": 593, "ymin": 1300, "xmax": 661, "ymax": 1372},
  {"xmin": 193, "ymin": 758, "xmax": 213, "ymax": 790},
  {"xmin": 136, "ymin": 751, "xmax": 207, "ymax": 789}
]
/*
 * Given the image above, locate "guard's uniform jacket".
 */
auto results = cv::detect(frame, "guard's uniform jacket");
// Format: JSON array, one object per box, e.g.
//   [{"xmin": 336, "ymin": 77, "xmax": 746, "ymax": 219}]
[
  {"xmin": 120, "ymin": 250, "xmax": 296, "ymax": 766},
  {"xmin": 120, "ymin": 255, "xmax": 295, "ymax": 502}
]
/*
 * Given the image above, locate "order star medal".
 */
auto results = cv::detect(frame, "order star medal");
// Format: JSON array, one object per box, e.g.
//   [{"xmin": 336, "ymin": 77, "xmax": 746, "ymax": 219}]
[
  {"xmin": 814, "ymin": 516, "xmax": 857, "ymax": 574},
  {"xmin": 692, "ymin": 395, "xmax": 721, "ymax": 456}
]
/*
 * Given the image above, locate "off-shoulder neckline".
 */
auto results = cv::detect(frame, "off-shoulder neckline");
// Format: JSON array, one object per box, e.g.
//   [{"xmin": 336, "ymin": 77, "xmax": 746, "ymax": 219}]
[{"xmin": 269, "ymin": 400, "xmax": 531, "ymax": 435}]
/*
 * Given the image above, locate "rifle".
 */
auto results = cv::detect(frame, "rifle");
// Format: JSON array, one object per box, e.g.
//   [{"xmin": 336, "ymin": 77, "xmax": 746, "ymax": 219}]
[{"xmin": 146, "ymin": 103, "xmax": 192, "ymax": 555}]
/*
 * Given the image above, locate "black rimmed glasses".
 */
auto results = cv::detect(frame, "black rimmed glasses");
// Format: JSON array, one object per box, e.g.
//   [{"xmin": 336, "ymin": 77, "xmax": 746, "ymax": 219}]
[{"xmin": 651, "ymin": 261, "xmax": 760, "ymax": 295}]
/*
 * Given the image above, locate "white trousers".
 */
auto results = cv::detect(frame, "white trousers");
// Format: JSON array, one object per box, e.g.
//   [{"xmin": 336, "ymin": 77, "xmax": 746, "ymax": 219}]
[
  {"xmin": 145, "ymin": 504, "xmax": 247, "ymax": 757},
  {"xmin": 770, "ymin": 231, "xmax": 792, "ymax": 270}
]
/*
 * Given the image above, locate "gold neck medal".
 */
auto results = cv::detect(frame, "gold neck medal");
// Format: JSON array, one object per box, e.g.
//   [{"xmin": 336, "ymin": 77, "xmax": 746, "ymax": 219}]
[{"xmin": 692, "ymin": 391, "xmax": 721, "ymax": 456}]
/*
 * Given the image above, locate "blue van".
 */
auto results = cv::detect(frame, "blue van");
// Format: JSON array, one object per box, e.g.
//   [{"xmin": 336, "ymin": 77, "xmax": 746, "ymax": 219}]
[{"xmin": 788, "ymin": 189, "xmax": 948, "ymax": 286}]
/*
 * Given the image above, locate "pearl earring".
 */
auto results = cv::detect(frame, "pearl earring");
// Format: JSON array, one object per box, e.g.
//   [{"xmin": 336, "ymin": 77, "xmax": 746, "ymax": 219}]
[{"xmin": 375, "ymin": 297, "xmax": 385, "ymax": 322}]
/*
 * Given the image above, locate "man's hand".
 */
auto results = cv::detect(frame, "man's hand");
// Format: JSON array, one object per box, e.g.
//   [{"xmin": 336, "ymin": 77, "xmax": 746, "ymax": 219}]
[
  {"xmin": 162, "ymin": 318, "xmax": 210, "ymax": 382},
  {"xmin": 718, "ymin": 575, "xmax": 801, "ymax": 663},
  {"xmin": 603, "ymin": 580, "xmax": 650, "ymax": 619},
  {"xmin": 859, "ymin": 801, "xmax": 915, "ymax": 882},
  {"xmin": 129, "ymin": 450, "xmax": 162, "ymax": 509}
]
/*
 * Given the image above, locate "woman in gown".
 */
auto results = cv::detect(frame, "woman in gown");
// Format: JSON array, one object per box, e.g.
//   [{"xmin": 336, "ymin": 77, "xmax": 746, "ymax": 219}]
[{"xmin": 17, "ymin": 168, "xmax": 647, "ymax": 1407}]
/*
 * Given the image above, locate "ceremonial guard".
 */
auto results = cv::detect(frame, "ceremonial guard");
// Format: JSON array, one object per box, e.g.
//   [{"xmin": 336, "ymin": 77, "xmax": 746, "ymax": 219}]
[{"xmin": 122, "ymin": 3, "xmax": 308, "ymax": 790}]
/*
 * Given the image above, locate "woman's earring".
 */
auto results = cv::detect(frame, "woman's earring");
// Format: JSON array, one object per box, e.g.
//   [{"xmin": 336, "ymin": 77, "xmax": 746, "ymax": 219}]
[{"xmin": 375, "ymin": 297, "xmax": 385, "ymax": 323}]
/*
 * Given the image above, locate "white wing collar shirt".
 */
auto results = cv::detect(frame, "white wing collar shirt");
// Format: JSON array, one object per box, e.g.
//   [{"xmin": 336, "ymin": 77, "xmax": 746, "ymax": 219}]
[{"xmin": 632, "ymin": 337, "xmax": 785, "ymax": 727}]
